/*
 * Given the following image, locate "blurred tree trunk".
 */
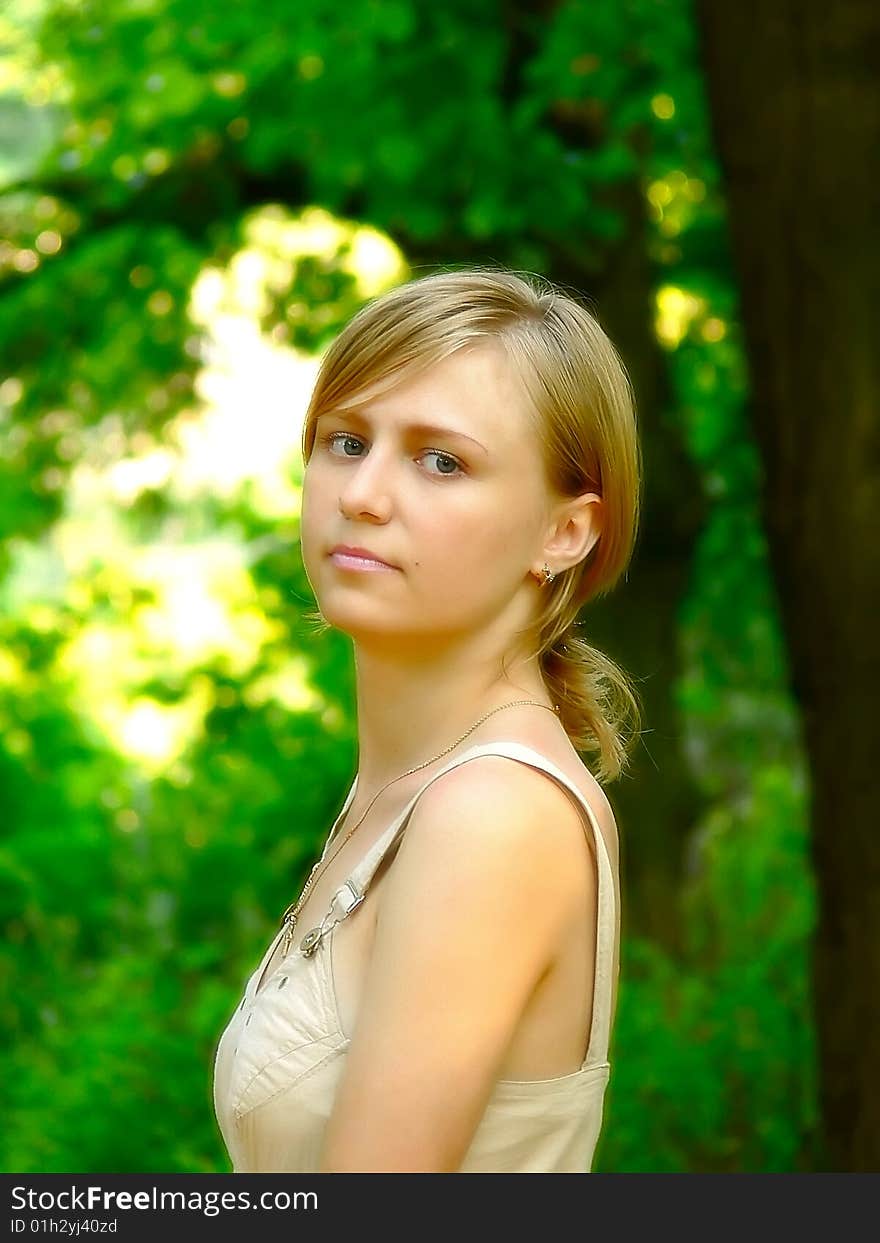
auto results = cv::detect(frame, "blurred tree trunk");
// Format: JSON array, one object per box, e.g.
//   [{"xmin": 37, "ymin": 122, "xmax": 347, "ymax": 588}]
[
  {"xmin": 400, "ymin": 2, "xmax": 707, "ymax": 958},
  {"xmin": 543, "ymin": 187, "xmax": 707, "ymax": 963},
  {"xmin": 695, "ymin": 0, "xmax": 880, "ymax": 1172},
  {"xmin": 503, "ymin": 0, "xmax": 708, "ymax": 961}
]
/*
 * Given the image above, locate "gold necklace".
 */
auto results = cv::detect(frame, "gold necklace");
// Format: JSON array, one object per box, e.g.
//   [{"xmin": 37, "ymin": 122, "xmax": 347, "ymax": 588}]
[{"xmin": 278, "ymin": 697, "xmax": 560, "ymax": 957}]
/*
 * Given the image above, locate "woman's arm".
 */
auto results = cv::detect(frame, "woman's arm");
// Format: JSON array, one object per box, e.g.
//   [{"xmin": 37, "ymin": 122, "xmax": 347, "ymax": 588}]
[{"xmin": 317, "ymin": 756, "xmax": 589, "ymax": 1173}]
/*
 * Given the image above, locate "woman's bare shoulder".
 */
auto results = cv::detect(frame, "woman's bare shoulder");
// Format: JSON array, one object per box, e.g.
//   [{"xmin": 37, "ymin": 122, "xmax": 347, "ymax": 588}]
[
  {"xmin": 426, "ymin": 739, "xmax": 620, "ymax": 869},
  {"xmin": 405, "ymin": 750, "xmax": 595, "ymax": 883}
]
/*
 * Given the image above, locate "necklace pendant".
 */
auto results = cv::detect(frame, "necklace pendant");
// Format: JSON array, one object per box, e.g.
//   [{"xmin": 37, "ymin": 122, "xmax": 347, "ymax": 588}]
[{"xmin": 281, "ymin": 915, "xmax": 296, "ymax": 958}]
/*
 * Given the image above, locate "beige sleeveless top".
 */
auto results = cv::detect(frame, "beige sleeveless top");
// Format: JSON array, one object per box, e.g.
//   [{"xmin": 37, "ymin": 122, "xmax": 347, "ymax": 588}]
[{"xmin": 212, "ymin": 740, "xmax": 618, "ymax": 1173}]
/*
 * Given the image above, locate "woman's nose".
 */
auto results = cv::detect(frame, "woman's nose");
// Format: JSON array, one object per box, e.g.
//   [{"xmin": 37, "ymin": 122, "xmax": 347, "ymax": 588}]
[{"xmin": 337, "ymin": 449, "xmax": 394, "ymax": 519}]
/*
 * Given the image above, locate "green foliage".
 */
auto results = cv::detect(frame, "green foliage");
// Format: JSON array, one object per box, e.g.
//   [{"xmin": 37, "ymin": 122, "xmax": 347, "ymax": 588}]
[{"xmin": 598, "ymin": 765, "xmax": 817, "ymax": 1172}]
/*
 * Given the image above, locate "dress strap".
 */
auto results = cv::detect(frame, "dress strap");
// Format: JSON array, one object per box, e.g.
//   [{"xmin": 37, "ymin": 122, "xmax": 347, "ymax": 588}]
[{"xmin": 318, "ymin": 740, "xmax": 618, "ymax": 1068}]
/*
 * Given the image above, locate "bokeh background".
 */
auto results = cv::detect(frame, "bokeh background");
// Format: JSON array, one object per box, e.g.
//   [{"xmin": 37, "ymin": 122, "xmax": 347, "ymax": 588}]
[{"xmin": 1, "ymin": 0, "xmax": 876, "ymax": 1173}]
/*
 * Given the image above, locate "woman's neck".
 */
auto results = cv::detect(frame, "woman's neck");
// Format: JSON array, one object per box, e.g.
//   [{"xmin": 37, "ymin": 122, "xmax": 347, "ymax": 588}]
[{"xmin": 348, "ymin": 643, "xmax": 555, "ymax": 800}]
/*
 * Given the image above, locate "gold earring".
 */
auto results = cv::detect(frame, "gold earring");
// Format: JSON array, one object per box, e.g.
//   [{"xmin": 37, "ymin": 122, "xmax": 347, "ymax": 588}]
[{"xmin": 535, "ymin": 562, "xmax": 556, "ymax": 586}]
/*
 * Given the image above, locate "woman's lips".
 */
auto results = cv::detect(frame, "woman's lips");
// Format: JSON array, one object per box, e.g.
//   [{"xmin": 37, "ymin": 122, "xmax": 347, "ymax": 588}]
[{"xmin": 329, "ymin": 551, "xmax": 398, "ymax": 572}]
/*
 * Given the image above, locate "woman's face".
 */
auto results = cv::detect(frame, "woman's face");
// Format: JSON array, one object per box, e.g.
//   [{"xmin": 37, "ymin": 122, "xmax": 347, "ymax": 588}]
[{"xmin": 301, "ymin": 341, "xmax": 555, "ymax": 652}]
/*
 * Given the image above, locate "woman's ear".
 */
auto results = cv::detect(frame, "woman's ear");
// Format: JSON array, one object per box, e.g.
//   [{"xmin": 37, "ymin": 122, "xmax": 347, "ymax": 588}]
[{"xmin": 543, "ymin": 492, "xmax": 602, "ymax": 571}]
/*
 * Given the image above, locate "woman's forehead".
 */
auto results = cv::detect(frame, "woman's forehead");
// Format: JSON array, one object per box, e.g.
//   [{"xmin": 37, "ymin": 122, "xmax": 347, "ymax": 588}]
[{"xmin": 330, "ymin": 347, "xmax": 536, "ymax": 446}]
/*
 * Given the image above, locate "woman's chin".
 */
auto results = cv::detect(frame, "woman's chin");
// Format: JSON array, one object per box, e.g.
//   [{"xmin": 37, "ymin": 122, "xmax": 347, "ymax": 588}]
[{"xmin": 317, "ymin": 599, "xmax": 401, "ymax": 635}]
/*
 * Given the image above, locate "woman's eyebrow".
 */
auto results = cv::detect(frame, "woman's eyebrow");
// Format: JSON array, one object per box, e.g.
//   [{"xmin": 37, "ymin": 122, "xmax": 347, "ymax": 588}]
[{"xmin": 318, "ymin": 408, "xmax": 489, "ymax": 456}]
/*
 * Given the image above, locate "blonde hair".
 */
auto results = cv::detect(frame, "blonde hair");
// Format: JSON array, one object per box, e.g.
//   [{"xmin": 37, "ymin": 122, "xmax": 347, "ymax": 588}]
[{"xmin": 301, "ymin": 266, "xmax": 643, "ymax": 783}]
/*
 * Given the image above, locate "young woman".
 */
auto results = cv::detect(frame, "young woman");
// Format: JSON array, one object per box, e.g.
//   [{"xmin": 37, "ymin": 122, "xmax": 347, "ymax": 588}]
[{"xmin": 212, "ymin": 267, "xmax": 642, "ymax": 1173}]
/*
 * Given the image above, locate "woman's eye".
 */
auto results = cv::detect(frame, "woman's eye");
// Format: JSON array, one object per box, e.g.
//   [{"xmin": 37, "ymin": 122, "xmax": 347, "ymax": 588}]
[
  {"xmin": 320, "ymin": 433, "xmax": 463, "ymax": 478},
  {"xmin": 422, "ymin": 450, "xmax": 463, "ymax": 477},
  {"xmin": 324, "ymin": 432, "xmax": 363, "ymax": 457}
]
